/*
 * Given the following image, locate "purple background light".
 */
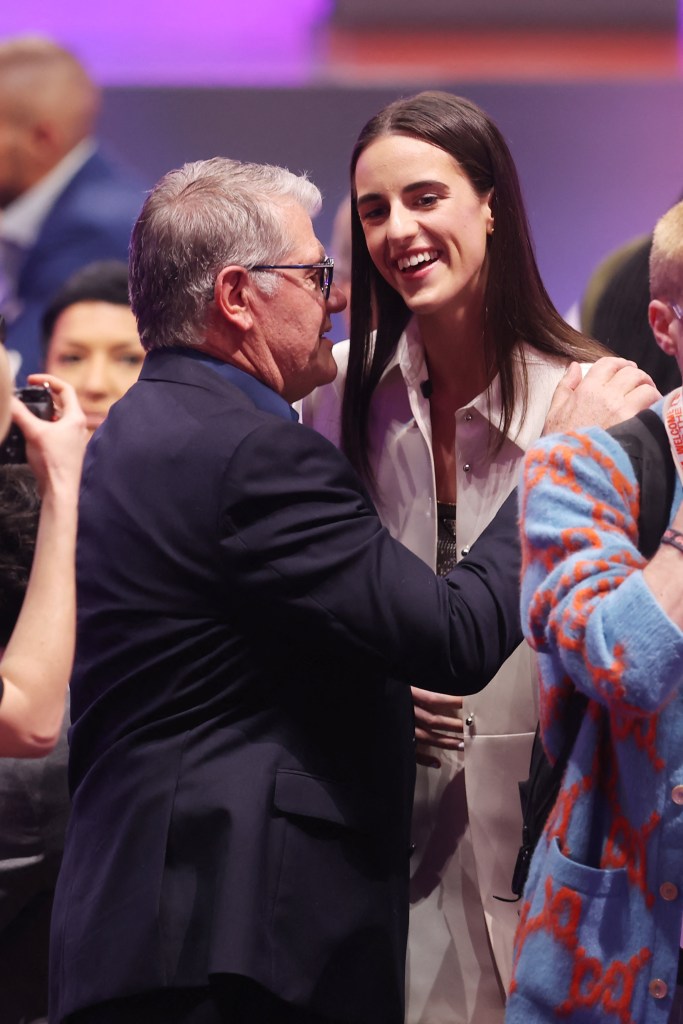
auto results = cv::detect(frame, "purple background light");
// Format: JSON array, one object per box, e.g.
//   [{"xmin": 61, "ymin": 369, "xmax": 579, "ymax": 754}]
[
  {"xmin": 2, "ymin": 3, "xmax": 683, "ymax": 342},
  {"xmin": 0, "ymin": 0, "xmax": 334, "ymax": 84}
]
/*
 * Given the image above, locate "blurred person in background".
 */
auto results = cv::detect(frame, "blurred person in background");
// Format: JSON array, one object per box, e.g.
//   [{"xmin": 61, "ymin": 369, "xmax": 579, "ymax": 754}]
[
  {"xmin": 0, "ymin": 325, "xmax": 86, "ymax": 754},
  {"xmin": 41, "ymin": 260, "xmax": 143, "ymax": 433},
  {"xmin": 0, "ymin": 464, "xmax": 71, "ymax": 1024},
  {"xmin": 0, "ymin": 36, "xmax": 144, "ymax": 379}
]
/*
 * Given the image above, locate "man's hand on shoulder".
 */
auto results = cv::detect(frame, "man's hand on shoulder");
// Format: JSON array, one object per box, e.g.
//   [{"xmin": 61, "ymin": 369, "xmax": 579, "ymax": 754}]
[{"xmin": 543, "ymin": 357, "xmax": 660, "ymax": 436}]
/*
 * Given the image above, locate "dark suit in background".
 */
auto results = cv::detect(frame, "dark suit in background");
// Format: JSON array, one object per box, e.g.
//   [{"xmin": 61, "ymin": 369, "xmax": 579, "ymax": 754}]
[
  {"xmin": 49, "ymin": 349, "xmax": 522, "ymax": 1024},
  {"xmin": 6, "ymin": 149, "xmax": 144, "ymax": 378}
]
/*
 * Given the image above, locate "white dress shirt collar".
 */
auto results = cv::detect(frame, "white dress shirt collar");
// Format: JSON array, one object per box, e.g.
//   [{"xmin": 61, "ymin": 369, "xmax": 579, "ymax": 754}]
[{"xmin": 389, "ymin": 317, "xmax": 566, "ymax": 456}]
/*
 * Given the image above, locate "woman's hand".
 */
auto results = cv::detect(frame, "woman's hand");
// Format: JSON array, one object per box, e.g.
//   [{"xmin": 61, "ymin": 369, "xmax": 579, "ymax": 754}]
[
  {"xmin": 11, "ymin": 374, "xmax": 88, "ymax": 498},
  {"xmin": 412, "ymin": 686, "xmax": 464, "ymax": 768}
]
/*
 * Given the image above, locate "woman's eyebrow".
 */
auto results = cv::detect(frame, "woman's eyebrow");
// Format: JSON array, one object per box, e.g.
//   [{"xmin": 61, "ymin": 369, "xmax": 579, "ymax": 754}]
[
  {"xmin": 402, "ymin": 179, "xmax": 447, "ymax": 194},
  {"xmin": 356, "ymin": 191, "xmax": 383, "ymax": 207},
  {"xmin": 356, "ymin": 180, "xmax": 447, "ymax": 206}
]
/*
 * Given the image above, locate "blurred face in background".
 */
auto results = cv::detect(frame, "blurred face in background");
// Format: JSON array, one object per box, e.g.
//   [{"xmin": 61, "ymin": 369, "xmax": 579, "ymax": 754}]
[{"xmin": 44, "ymin": 301, "xmax": 144, "ymax": 433}]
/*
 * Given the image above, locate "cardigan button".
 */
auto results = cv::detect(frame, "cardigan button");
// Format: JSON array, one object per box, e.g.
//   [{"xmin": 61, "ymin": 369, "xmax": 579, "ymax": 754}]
[
  {"xmin": 660, "ymin": 882, "xmax": 678, "ymax": 901},
  {"xmin": 672, "ymin": 785, "xmax": 683, "ymax": 805},
  {"xmin": 649, "ymin": 979, "xmax": 668, "ymax": 999}
]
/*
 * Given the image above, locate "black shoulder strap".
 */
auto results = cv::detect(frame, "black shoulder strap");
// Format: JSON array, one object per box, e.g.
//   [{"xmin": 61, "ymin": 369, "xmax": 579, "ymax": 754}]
[{"xmin": 606, "ymin": 408, "xmax": 675, "ymax": 558}]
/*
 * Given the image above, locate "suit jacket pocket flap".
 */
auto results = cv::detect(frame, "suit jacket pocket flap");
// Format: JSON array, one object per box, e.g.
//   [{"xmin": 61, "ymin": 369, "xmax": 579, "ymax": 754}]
[{"xmin": 273, "ymin": 769, "xmax": 367, "ymax": 832}]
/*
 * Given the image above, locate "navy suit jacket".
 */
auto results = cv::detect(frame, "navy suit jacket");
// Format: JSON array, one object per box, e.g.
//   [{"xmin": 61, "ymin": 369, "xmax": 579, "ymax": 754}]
[
  {"xmin": 50, "ymin": 350, "xmax": 522, "ymax": 1024},
  {"xmin": 7, "ymin": 148, "xmax": 145, "ymax": 379}
]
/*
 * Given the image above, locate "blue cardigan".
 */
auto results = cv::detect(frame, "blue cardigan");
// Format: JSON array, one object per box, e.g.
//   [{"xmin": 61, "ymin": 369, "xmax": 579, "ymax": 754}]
[{"xmin": 506, "ymin": 400, "xmax": 683, "ymax": 1024}]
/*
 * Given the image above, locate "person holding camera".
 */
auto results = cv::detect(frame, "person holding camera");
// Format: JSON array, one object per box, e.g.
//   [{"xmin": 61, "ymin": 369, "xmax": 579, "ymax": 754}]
[{"xmin": 0, "ymin": 331, "xmax": 88, "ymax": 757}]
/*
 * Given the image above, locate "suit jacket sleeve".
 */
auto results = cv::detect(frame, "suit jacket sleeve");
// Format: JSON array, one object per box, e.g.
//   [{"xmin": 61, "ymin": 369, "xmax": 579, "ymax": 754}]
[{"xmin": 218, "ymin": 420, "xmax": 522, "ymax": 694}]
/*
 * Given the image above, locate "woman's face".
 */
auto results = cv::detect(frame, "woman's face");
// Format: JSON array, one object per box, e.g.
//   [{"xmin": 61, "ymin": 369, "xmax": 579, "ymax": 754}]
[
  {"xmin": 44, "ymin": 301, "xmax": 144, "ymax": 433},
  {"xmin": 354, "ymin": 134, "xmax": 494, "ymax": 321}
]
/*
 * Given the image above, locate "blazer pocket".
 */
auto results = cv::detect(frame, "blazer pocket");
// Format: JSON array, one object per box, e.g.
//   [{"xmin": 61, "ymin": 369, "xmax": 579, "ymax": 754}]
[{"xmin": 273, "ymin": 769, "xmax": 369, "ymax": 834}]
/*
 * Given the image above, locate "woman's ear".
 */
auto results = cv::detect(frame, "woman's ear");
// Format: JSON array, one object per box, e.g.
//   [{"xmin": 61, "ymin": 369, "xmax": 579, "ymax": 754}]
[
  {"xmin": 486, "ymin": 188, "xmax": 495, "ymax": 236},
  {"xmin": 649, "ymin": 299, "xmax": 678, "ymax": 358},
  {"xmin": 214, "ymin": 266, "xmax": 254, "ymax": 332}
]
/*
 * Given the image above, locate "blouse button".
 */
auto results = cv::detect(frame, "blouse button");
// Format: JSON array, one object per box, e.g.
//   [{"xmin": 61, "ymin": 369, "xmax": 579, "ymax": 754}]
[
  {"xmin": 460, "ymin": 545, "xmax": 470, "ymax": 556},
  {"xmin": 465, "ymin": 714, "xmax": 475, "ymax": 729},
  {"xmin": 464, "ymin": 412, "xmax": 473, "ymax": 422},
  {"xmin": 649, "ymin": 979, "xmax": 668, "ymax": 1000},
  {"xmin": 672, "ymin": 785, "xmax": 683, "ymax": 805},
  {"xmin": 463, "ymin": 463, "xmax": 471, "ymax": 472},
  {"xmin": 659, "ymin": 882, "xmax": 678, "ymax": 901}
]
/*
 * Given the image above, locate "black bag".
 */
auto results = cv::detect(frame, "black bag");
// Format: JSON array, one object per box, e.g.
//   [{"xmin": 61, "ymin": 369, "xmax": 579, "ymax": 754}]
[{"xmin": 507, "ymin": 408, "xmax": 675, "ymax": 898}]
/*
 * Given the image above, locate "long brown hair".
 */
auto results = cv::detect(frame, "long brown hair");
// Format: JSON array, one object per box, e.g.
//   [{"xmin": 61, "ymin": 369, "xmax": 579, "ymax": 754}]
[{"xmin": 342, "ymin": 91, "xmax": 603, "ymax": 484}]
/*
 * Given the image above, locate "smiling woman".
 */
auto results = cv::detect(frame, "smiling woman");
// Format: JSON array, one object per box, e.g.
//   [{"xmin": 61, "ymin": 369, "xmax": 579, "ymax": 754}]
[{"xmin": 301, "ymin": 90, "xmax": 606, "ymax": 1024}]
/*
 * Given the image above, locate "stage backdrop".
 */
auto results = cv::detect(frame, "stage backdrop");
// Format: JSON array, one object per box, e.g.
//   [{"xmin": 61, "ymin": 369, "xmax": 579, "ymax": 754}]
[{"xmin": 98, "ymin": 80, "xmax": 683, "ymax": 341}]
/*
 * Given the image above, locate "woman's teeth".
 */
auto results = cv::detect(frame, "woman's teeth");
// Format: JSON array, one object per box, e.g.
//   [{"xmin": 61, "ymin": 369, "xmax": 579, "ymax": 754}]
[{"xmin": 397, "ymin": 250, "xmax": 439, "ymax": 272}]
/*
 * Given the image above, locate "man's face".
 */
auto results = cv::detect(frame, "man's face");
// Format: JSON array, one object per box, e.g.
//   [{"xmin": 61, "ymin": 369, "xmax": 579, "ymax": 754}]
[
  {"xmin": 0, "ymin": 90, "xmax": 34, "ymax": 209},
  {"xmin": 250, "ymin": 203, "xmax": 346, "ymax": 403},
  {"xmin": 649, "ymin": 297, "xmax": 683, "ymax": 378}
]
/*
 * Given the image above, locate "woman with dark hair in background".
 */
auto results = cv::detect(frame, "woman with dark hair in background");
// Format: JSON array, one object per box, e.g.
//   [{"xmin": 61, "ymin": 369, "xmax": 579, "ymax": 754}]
[
  {"xmin": 41, "ymin": 260, "xmax": 144, "ymax": 434},
  {"xmin": 302, "ymin": 90, "xmax": 656, "ymax": 1022}
]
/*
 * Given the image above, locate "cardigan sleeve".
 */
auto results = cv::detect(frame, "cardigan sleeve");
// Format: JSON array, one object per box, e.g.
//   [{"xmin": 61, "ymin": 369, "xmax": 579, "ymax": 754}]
[{"xmin": 520, "ymin": 425, "xmax": 683, "ymax": 724}]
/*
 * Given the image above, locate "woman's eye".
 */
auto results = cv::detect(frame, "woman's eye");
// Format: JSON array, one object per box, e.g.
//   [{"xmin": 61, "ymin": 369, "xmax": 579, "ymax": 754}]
[
  {"xmin": 416, "ymin": 194, "xmax": 438, "ymax": 208},
  {"xmin": 56, "ymin": 353, "xmax": 83, "ymax": 365},
  {"xmin": 359, "ymin": 206, "xmax": 385, "ymax": 222}
]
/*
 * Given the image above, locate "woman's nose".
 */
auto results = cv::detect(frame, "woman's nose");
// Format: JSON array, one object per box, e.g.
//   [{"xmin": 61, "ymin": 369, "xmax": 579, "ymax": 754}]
[
  {"xmin": 81, "ymin": 357, "xmax": 112, "ymax": 397},
  {"xmin": 386, "ymin": 204, "xmax": 418, "ymax": 243}
]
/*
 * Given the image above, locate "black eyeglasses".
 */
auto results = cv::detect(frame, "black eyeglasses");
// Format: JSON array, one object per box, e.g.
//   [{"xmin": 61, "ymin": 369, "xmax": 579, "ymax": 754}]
[
  {"xmin": 251, "ymin": 257, "xmax": 334, "ymax": 300},
  {"xmin": 671, "ymin": 302, "xmax": 683, "ymax": 323}
]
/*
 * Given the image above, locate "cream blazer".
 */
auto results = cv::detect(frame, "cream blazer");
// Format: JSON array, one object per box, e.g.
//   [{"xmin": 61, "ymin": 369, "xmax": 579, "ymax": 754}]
[{"xmin": 302, "ymin": 322, "xmax": 578, "ymax": 1023}]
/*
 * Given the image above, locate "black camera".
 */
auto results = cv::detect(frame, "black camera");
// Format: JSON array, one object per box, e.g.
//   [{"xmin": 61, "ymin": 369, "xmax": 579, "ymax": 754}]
[{"xmin": 0, "ymin": 386, "xmax": 55, "ymax": 464}]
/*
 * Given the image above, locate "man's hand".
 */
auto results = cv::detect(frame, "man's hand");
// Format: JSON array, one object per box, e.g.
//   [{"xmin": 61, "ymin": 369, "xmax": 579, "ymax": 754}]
[
  {"xmin": 11, "ymin": 374, "xmax": 88, "ymax": 498},
  {"xmin": 543, "ymin": 357, "xmax": 660, "ymax": 436},
  {"xmin": 412, "ymin": 686, "xmax": 464, "ymax": 769}
]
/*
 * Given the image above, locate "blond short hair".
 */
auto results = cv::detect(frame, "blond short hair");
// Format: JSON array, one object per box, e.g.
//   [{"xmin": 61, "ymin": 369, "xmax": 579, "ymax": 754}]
[{"xmin": 650, "ymin": 199, "xmax": 683, "ymax": 303}]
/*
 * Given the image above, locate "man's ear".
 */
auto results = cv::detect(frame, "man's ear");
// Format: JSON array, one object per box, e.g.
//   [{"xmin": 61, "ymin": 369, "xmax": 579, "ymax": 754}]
[
  {"xmin": 649, "ymin": 299, "xmax": 678, "ymax": 357},
  {"xmin": 214, "ymin": 266, "xmax": 255, "ymax": 332}
]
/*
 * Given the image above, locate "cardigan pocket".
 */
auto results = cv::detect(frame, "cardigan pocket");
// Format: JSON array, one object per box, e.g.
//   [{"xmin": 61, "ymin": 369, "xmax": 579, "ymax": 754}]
[
  {"xmin": 512, "ymin": 837, "xmax": 650, "ymax": 1020},
  {"xmin": 544, "ymin": 834, "xmax": 630, "ymax": 899}
]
